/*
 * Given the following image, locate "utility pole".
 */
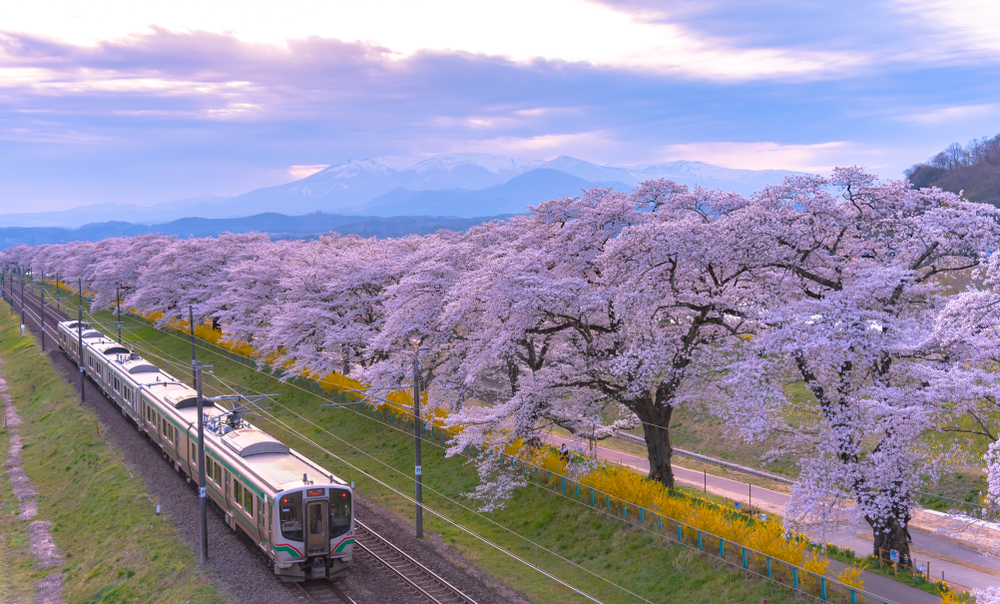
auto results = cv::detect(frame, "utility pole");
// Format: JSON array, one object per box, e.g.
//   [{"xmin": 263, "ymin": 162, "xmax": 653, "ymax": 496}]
[
  {"xmin": 116, "ymin": 285, "xmax": 122, "ymax": 343},
  {"xmin": 189, "ymin": 306, "xmax": 197, "ymax": 389},
  {"xmin": 411, "ymin": 339, "xmax": 423, "ymax": 538},
  {"xmin": 20, "ymin": 269, "xmax": 25, "ymax": 327},
  {"xmin": 40, "ymin": 287, "xmax": 45, "ymax": 353},
  {"xmin": 196, "ymin": 362, "xmax": 209, "ymax": 564},
  {"xmin": 55, "ymin": 274, "xmax": 60, "ymax": 313},
  {"xmin": 78, "ymin": 279, "xmax": 85, "ymax": 404}
]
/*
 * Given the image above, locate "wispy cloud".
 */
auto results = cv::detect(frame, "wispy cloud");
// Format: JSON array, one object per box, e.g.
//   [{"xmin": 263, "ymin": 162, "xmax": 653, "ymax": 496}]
[
  {"xmin": 0, "ymin": 1, "xmax": 870, "ymax": 82},
  {"xmin": 901, "ymin": 104, "xmax": 1000, "ymax": 125},
  {"xmin": 655, "ymin": 141, "xmax": 856, "ymax": 173},
  {"xmin": 287, "ymin": 164, "xmax": 328, "ymax": 179}
]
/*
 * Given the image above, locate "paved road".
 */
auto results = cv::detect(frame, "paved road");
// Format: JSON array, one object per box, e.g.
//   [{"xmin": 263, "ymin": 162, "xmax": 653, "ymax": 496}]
[{"xmin": 548, "ymin": 432, "xmax": 1000, "ymax": 599}]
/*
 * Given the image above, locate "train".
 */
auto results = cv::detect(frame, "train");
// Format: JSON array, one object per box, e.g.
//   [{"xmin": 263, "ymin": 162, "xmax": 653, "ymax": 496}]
[{"xmin": 56, "ymin": 319, "xmax": 355, "ymax": 581}]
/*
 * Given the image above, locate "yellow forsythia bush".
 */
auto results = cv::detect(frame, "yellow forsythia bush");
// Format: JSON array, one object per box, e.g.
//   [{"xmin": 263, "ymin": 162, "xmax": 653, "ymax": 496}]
[{"xmin": 127, "ymin": 310, "xmax": 832, "ymax": 583}]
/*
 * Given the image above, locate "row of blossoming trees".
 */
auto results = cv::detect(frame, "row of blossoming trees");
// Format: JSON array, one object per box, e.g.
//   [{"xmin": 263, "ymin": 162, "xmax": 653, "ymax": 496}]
[{"xmin": 5, "ymin": 168, "xmax": 1000, "ymax": 566}]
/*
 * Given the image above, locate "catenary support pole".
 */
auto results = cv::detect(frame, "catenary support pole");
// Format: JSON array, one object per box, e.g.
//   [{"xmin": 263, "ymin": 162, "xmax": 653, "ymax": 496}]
[
  {"xmin": 189, "ymin": 306, "xmax": 197, "ymax": 389},
  {"xmin": 413, "ymin": 344, "xmax": 423, "ymax": 538},
  {"xmin": 116, "ymin": 285, "xmax": 122, "ymax": 343},
  {"xmin": 78, "ymin": 279, "xmax": 84, "ymax": 404},
  {"xmin": 40, "ymin": 287, "xmax": 45, "ymax": 353},
  {"xmin": 20, "ymin": 270, "xmax": 25, "ymax": 326},
  {"xmin": 196, "ymin": 363, "xmax": 208, "ymax": 563}
]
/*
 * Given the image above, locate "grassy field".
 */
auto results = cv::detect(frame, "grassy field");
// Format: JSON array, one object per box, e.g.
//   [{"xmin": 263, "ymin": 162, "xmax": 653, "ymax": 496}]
[
  {"xmin": 0, "ymin": 428, "xmax": 38, "ymax": 603},
  {"xmin": 72, "ymin": 303, "xmax": 819, "ymax": 604},
  {"xmin": 0, "ymin": 306, "xmax": 224, "ymax": 603}
]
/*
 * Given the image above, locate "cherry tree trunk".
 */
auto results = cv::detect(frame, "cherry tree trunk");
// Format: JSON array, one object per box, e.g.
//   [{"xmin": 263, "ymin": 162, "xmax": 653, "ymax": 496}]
[
  {"xmin": 868, "ymin": 515, "xmax": 911, "ymax": 562},
  {"xmin": 634, "ymin": 402, "xmax": 675, "ymax": 489}
]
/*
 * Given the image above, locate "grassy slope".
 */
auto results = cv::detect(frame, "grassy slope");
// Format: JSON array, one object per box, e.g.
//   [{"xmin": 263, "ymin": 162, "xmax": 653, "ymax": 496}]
[
  {"xmin": 0, "ymin": 307, "xmax": 223, "ymax": 603},
  {"xmin": 87, "ymin": 308, "xmax": 815, "ymax": 604}
]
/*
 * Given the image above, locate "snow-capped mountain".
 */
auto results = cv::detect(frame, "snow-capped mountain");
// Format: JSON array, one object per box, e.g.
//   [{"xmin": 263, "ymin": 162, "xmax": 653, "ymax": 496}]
[
  {"xmin": 228, "ymin": 153, "xmax": 803, "ymax": 218},
  {"xmin": 0, "ymin": 153, "xmax": 806, "ymax": 227}
]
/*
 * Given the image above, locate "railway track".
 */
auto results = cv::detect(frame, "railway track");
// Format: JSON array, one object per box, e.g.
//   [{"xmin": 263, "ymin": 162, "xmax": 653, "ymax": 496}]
[
  {"xmin": 13, "ymin": 285, "xmax": 481, "ymax": 604},
  {"xmin": 352, "ymin": 519, "xmax": 478, "ymax": 604},
  {"xmin": 297, "ymin": 579, "xmax": 356, "ymax": 604}
]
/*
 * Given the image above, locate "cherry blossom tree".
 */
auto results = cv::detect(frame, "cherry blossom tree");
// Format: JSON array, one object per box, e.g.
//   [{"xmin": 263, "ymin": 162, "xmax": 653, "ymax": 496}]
[
  {"xmin": 84, "ymin": 235, "xmax": 176, "ymax": 310},
  {"xmin": 209, "ymin": 238, "xmax": 301, "ymax": 346},
  {"xmin": 359, "ymin": 229, "xmax": 483, "ymax": 409},
  {"xmin": 441, "ymin": 181, "xmax": 765, "ymax": 506},
  {"xmin": 724, "ymin": 168, "xmax": 1000, "ymax": 558},
  {"xmin": 260, "ymin": 234, "xmax": 418, "ymax": 377},
  {"xmin": 127, "ymin": 232, "xmax": 271, "ymax": 324}
]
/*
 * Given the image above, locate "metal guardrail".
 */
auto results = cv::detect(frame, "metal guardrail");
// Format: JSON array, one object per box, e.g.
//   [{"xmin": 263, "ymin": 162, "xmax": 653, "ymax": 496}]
[{"xmin": 613, "ymin": 431, "xmax": 795, "ymax": 484}]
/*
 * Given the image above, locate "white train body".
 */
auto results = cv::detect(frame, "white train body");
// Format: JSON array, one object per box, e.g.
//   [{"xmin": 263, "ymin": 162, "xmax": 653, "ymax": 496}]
[{"xmin": 56, "ymin": 320, "xmax": 354, "ymax": 581}]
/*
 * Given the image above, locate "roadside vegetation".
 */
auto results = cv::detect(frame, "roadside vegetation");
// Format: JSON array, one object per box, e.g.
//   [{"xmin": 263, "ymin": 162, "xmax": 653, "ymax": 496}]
[
  {"xmin": 0, "ymin": 307, "xmax": 223, "ymax": 603},
  {"xmin": 77, "ymin": 304, "xmax": 814, "ymax": 604}
]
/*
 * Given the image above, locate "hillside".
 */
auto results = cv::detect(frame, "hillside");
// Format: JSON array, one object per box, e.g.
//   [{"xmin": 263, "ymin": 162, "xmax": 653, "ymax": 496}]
[
  {"xmin": 907, "ymin": 133, "xmax": 1000, "ymax": 206},
  {"xmin": 0, "ymin": 212, "xmax": 509, "ymax": 248},
  {"xmin": 0, "ymin": 154, "xmax": 804, "ymax": 228}
]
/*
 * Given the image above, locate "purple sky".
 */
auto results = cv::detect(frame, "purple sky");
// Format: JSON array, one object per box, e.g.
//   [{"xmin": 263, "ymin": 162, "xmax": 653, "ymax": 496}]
[{"xmin": 2, "ymin": 0, "xmax": 999, "ymax": 211}]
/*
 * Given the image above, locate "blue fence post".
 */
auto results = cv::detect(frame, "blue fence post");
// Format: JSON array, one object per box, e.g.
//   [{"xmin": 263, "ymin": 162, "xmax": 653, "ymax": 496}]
[
  {"xmin": 697, "ymin": 531, "xmax": 703, "ymax": 551},
  {"xmin": 606, "ymin": 495, "xmax": 611, "ymax": 509},
  {"xmin": 622, "ymin": 504, "xmax": 627, "ymax": 518},
  {"xmin": 548, "ymin": 471, "xmax": 552, "ymax": 483},
  {"xmin": 766, "ymin": 557, "xmax": 772, "ymax": 578},
  {"xmin": 677, "ymin": 524, "xmax": 683, "ymax": 541},
  {"xmin": 639, "ymin": 508, "xmax": 644, "ymax": 523},
  {"xmin": 719, "ymin": 538, "xmax": 724, "ymax": 558},
  {"xmin": 561, "ymin": 477, "xmax": 565, "ymax": 491},
  {"xmin": 657, "ymin": 516, "xmax": 662, "ymax": 531},
  {"xmin": 820, "ymin": 577, "xmax": 827, "ymax": 601},
  {"xmin": 590, "ymin": 488, "xmax": 595, "ymax": 506},
  {"xmin": 741, "ymin": 547, "xmax": 747, "ymax": 569},
  {"xmin": 792, "ymin": 567, "xmax": 798, "ymax": 589},
  {"xmin": 850, "ymin": 591, "xmax": 856, "ymax": 604}
]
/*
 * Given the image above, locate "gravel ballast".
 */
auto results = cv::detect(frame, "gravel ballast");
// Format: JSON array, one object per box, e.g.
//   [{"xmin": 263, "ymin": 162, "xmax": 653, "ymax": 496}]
[{"xmin": 19, "ymin": 292, "xmax": 525, "ymax": 604}]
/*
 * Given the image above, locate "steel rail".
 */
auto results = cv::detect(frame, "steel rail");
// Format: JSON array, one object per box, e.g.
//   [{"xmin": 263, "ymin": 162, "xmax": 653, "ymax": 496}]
[{"xmin": 355, "ymin": 519, "xmax": 478, "ymax": 604}]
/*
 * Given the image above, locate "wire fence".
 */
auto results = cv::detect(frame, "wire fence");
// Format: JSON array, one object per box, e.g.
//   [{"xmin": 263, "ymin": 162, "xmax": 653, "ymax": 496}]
[
  {"xmin": 83, "ymin": 302, "xmax": 963, "ymax": 603},
  {"xmin": 357, "ymin": 400, "xmax": 923, "ymax": 604}
]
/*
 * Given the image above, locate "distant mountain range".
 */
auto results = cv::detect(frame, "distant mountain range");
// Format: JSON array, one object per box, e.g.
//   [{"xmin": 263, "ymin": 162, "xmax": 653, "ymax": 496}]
[
  {"xmin": 0, "ymin": 213, "xmax": 509, "ymax": 248},
  {"xmin": 0, "ymin": 154, "xmax": 805, "ymax": 229}
]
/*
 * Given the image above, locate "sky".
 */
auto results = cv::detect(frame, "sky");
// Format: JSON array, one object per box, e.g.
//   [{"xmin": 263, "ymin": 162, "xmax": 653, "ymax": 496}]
[{"xmin": 1, "ymin": 0, "xmax": 999, "ymax": 212}]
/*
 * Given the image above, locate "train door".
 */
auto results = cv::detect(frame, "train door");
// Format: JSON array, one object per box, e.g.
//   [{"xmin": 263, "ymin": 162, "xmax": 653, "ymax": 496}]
[
  {"xmin": 305, "ymin": 500, "xmax": 329, "ymax": 556},
  {"xmin": 256, "ymin": 496, "xmax": 268, "ymax": 551},
  {"xmin": 224, "ymin": 470, "xmax": 234, "ymax": 528}
]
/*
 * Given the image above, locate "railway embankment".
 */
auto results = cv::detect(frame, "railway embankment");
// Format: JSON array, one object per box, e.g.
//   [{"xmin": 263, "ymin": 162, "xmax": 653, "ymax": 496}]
[
  {"xmin": 84, "ymin": 303, "xmax": 816, "ymax": 604},
  {"xmin": 0, "ymin": 307, "xmax": 224, "ymax": 603}
]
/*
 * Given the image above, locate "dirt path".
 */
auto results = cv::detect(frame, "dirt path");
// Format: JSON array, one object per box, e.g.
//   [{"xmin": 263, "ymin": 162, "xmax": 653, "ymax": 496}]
[{"xmin": 2, "ymin": 367, "xmax": 66, "ymax": 603}]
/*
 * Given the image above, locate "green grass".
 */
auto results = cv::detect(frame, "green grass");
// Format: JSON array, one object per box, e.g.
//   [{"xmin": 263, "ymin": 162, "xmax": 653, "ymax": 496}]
[
  {"xmin": 0, "ymin": 429, "xmax": 39, "ymax": 603},
  {"xmin": 72, "ymin": 305, "xmax": 823, "ymax": 604},
  {"xmin": 0, "ymin": 305, "xmax": 224, "ymax": 604}
]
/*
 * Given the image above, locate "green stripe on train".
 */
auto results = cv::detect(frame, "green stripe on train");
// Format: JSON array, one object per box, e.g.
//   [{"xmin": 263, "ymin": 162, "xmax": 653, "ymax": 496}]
[{"xmin": 333, "ymin": 538, "xmax": 355, "ymax": 553}]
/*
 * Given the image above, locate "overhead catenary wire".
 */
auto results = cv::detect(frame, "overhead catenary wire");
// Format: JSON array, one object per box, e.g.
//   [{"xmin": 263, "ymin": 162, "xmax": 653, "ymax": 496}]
[
  {"xmin": 71, "ymin": 307, "xmax": 626, "ymax": 604},
  {"xmin": 70, "ymin": 310, "xmax": 889, "ymax": 604},
  {"xmin": 101, "ymin": 319, "xmax": 652, "ymax": 604},
  {"xmin": 33, "ymin": 291, "xmax": 997, "ymax": 519}
]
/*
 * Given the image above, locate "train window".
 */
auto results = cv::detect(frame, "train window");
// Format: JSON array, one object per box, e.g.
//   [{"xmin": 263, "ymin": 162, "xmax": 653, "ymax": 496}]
[
  {"xmin": 279, "ymin": 491, "xmax": 303, "ymax": 541},
  {"xmin": 191, "ymin": 443, "xmax": 196, "ymax": 464},
  {"xmin": 329, "ymin": 490, "xmax": 352, "ymax": 538},
  {"xmin": 244, "ymin": 487, "xmax": 253, "ymax": 515},
  {"xmin": 234, "ymin": 481, "xmax": 243, "ymax": 508},
  {"xmin": 214, "ymin": 461, "xmax": 222, "ymax": 485}
]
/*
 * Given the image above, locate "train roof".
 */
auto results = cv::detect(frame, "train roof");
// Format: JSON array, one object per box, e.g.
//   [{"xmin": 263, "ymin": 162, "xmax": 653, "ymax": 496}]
[
  {"xmin": 91, "ymin": 342, "xmax": 132, "ymax": 357},
  {"xmin": 63, "ymin": 319, "xmax": 348, "ymax": 494}
]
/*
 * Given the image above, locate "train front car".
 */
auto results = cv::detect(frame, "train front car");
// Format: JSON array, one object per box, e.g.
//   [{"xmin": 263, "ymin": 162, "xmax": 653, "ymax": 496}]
[{"xmin": 274, "ymin": 483, "xmax": 354, "ymax": 580}]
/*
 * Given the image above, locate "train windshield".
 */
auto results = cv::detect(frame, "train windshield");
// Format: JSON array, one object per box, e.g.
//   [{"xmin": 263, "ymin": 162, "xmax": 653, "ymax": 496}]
[
  {"xmin": 279, "ymin": 491, "xmax": 303, "ymax": 541},
  {"xmin": 330, "ymin": 489, "xmax": 352, "ymax": 538}
]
